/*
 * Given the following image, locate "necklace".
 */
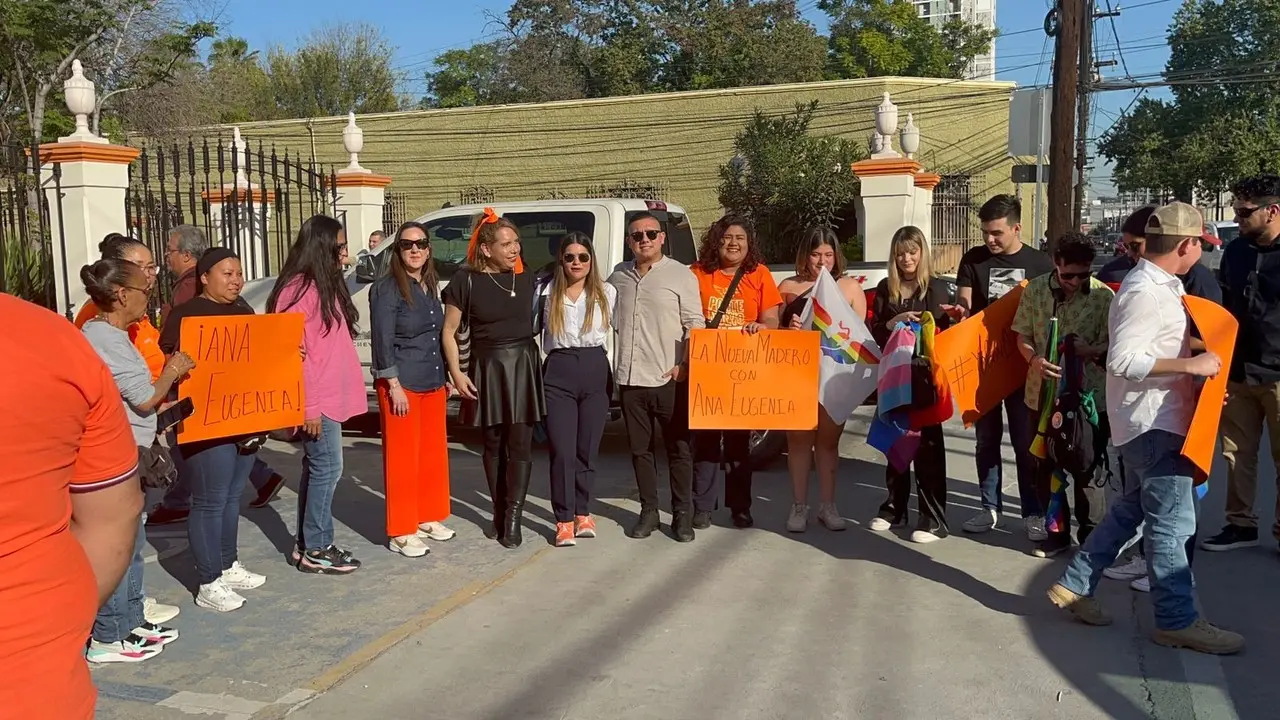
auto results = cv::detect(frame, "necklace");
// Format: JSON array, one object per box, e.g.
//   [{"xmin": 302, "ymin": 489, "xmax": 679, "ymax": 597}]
[{"xmin": 486, "ymin": 270, "xmax": 516, "ymax": 298}]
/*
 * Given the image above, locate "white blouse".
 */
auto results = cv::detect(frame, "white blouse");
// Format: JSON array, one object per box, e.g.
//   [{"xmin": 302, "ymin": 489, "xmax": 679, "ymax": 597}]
[{"xmin": 541, "ymin": 282, "xmax": 618, "ymax": 352}]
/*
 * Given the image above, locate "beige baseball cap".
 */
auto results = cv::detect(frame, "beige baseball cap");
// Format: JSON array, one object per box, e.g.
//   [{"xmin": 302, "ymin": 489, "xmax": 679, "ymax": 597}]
[{"xmin": 1144, "ymin": 201, "xmax": 1220, "ymax": 245}]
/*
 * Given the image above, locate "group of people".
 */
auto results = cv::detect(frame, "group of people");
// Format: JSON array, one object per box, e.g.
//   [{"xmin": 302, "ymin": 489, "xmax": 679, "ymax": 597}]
[{"xmin": 7, "ymin": 174, "xmax": 1279, "ymax": 715}]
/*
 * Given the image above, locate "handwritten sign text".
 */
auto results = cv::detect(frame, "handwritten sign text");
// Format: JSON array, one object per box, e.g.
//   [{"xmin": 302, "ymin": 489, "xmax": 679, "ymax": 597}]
[{"xmin": 688, "ymin": 329, "xmax": 819, "ymax": 430}]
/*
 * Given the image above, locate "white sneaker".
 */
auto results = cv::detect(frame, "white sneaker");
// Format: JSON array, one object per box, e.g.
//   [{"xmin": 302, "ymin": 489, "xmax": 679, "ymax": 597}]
[
  {"xmin": 868, "ymin": 517, "xmax": 896, "ymax": 532},
  {"xmin": 817, "ymin": 503, "xmax": 847, "ymax": 531},
  {"xmin": 143, "ymin": 596, "xmax": 180, "ymax": 625},
  {"xmin": 220, "ymin": 561, "xmax": 266, "ymax": 590},
  {"xmin": 417, "ymin": 521, "xmax": 456, "ymax": 542},
  {"xmin": 1025, "ymin": 515, "xmax": 1048, "ymax": 542},
  {"xmin": 86, "ymin": 635, "xmax": 163, "ymax": 664},
  {"xmin": 1103, "ymin": 556, "xmax": 1148, "ymax": 581},
  {"xmin": 390, "ymin": 534, "xmax": 430, "ymax": 557},
  {"xmin": 786, "ymin": 504, "xmax": 809, "ymax": 533},
  {"xmin": 910, "ymin": 529, "xmax": 943, "ymax": 544},
  {"xmin": 195, "ymin": 578, "xmax": 245, "ymax": 612},
  {"xmin": 962, "ymin": 509, "xmax": 1002, "ymax": 534},
  {"xmin": 1130, "ymin": 576, "xmax": 1151, "ymax": 593}
]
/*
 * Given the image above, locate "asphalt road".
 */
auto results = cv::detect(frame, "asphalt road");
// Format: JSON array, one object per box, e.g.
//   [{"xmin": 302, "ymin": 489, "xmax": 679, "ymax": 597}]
[{"xmin": 93, "ymin": 410, "xmax": 1277, "ymax": 720}]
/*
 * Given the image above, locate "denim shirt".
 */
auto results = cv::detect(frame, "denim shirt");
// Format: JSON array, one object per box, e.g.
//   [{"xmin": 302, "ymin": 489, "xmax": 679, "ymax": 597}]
[{"xmin": 369, "ymin": 275, "xmax": 447, "ymax": 392}]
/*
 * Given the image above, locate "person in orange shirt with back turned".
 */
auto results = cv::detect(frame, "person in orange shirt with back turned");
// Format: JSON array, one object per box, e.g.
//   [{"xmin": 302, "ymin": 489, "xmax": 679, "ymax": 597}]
[
  {"xmin": 0, "ymin": 293, "xmax": 143, "ymax": 720},
  {"xmin": 689, "ymin": 214, "xmax": 783, "ymax": 529}
]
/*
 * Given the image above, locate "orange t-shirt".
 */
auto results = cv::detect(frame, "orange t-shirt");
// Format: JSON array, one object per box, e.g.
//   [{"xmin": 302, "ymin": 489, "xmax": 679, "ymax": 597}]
[
  {"xmin": 691, "ymin": 264, "xmax": 784, "ymax": 329},
  {"xmin": 0, "ymin": 294, "xmax": 140, "ymax": 720},
  {"xmin": 74, "ymin": 301, "xmax": 165, "ymax": 381}
]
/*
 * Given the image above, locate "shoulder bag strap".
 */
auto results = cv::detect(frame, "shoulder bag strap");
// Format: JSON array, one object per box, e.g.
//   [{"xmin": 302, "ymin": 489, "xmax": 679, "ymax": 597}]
[{"xmin": 706, "ymin": 264, "xmax": 749, "ymax": 330}]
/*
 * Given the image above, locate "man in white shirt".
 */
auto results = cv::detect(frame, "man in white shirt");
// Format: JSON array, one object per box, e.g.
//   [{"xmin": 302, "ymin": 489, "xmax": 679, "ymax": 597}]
[{"xmin": 1047, "ymin": 202, "xmax": 1244, "ymax": 656}]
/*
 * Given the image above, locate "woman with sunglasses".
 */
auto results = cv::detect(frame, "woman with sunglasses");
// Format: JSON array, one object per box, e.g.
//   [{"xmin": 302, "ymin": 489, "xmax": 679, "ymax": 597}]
[
  {"xmin": 689, "ymin": 214, "xmax": 783, "ymax": 529},
  {"xmin": 778, "ymin": 225, "xmax": 866, "ymax": 532},
  {"xmin": 443, "ymin": 210, "xmax": 545, "ymax": 548},
  {"xmin": 160, "ymin": 248, "xmax": 268, "ymax": 612},
  {"xmin": 370, "ymin": 222, "xmax": 455, "ymax": 558},
  {"xmin": 267, "ymin": 215, "xmax": 366, "ymax": 575},
  {"xmin": 540, "ymin": 233, "xmax": 616, "ymax": 547}
]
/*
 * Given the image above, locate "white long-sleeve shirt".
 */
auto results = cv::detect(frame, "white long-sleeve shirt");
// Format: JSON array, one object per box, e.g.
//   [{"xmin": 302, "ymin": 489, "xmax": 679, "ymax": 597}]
[{"xmin": 1106, "ymin": 259, "xmax": 1195, "ymax": 447}]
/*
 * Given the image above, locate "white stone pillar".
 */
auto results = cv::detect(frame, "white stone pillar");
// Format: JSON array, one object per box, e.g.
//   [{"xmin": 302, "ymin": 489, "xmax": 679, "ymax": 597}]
[
  {"xmin": 38, "ymin": 60, "xmax": 140, "ymax": 317},
  {"xmin": 852, "ymin": 158, "xmax": 922, "ymax": 263},
  {"xmin": 913, "ymin": 172, "xmax": 940, "ymax": 240},
  {"xmin": 332, "ymin": 112, "xmax": 392, "ymax": 250}
]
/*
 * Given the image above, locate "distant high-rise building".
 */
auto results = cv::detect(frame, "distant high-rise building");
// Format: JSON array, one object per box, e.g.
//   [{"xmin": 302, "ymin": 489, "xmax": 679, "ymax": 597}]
[{"xmin": 913, "ymin": 0, "xmax": 997, "ymax": 81}]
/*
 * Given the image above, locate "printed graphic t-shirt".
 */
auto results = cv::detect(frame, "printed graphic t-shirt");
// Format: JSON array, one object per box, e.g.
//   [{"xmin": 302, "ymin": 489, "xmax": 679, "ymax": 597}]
[
  {"xmin": 691, "ymin": 264, "xmax": 783, "ymax": 330},
  {"xmin": 956, "ymin": 244, "xmax": 1055, "ymax": 313}
]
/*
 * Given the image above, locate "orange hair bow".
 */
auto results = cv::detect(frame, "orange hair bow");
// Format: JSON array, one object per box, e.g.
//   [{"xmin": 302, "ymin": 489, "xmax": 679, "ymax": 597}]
[{"xmin": 467, "ymin": 207, "xmax": 524, "ymax": 274}]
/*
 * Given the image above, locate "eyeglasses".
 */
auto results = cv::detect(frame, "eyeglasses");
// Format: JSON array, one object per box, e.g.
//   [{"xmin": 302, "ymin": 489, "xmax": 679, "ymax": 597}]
[
  {"xmin": 628, "ymin": 230, "xmax": 661, "ymax": 242},
  {"xmin": 1125, "ymin": 241, "xmax": 1143, "ymax": 253},
  {"xmin": 398, "ymin": 239, "xmax": 430, "ymax": 251},
  {"xmin": 1058, "ymin": 270, "xmax": 1092, "ymax": 281},
  {"xmin": 562, "ymin": 252, "xmax": 590, "ymax": 264}
]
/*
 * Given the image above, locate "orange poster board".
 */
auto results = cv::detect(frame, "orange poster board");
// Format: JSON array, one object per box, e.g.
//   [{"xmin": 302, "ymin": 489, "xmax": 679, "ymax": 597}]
[
  {"xmin": 688, "ymin": 329, "xmax": 820, "ymax": 431},
  {"xmin": 177, "ymin": 313, "xmax": 305, "ymax": 444},
  {"xmin": 1181, "ymin": 296, "xmax": 1238, "ymax": 483},
  {"xmin": 933, "ymin": 284, "xmax": 1029, "ymax": 426}
]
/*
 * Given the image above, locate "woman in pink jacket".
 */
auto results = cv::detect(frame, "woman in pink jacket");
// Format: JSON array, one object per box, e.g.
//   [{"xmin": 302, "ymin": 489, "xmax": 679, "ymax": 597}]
[{"xmin": 267, "ymin": 215, "xmax": 367, "ymax": 574}]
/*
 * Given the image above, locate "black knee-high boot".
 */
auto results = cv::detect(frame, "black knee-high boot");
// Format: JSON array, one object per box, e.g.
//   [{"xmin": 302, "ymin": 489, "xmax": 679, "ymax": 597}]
[
  {"xmin": 499, "ymin": 461, "xmax": 533, "ymax": 548},
  {"xmin": 483, "ymin": 451, "xmax": 506, "ymax": 540}
]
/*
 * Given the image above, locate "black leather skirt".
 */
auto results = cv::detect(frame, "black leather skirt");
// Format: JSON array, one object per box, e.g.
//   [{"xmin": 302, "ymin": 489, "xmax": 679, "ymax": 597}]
[{"xmin": 462, "ymin": 339, "xmax": 547, "ymax": 427}]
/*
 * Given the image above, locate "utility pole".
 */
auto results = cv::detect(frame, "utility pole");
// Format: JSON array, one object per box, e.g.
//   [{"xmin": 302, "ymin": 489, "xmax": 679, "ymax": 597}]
[
  {"xmin": 1072, "ymin": 3, "xmax": 1094, "ymax": 230},
  {"xmin": 1047, "ymin": 0, "xmax": 1083, "ymax": 251}
]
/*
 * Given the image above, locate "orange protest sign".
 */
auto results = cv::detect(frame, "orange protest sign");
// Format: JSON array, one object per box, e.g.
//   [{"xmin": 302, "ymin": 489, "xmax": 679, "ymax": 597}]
[
  {"xmin": 177, "ymin": 313, "xmax": 306, "ymax": 444},
  {"xmin": 933, "ymin": 284, "xmax": 1029, "ymax": 427},
  {"xmin": 688, "ymin": 329, "xmax": 820, "ymax": 431},
  {"xmin": 1181, "ymin": 296, "xmax": 1238, "ymax": 483}
]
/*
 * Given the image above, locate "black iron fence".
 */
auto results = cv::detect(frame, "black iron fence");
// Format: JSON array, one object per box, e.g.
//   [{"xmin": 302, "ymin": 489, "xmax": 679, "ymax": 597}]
[
  {"xmin": 125, "ymin": 137, "xmax": 339, "ymax": 309},
  {"xmin": 0, "ymin": 142, "xmax": 61, "ymax": 311}
]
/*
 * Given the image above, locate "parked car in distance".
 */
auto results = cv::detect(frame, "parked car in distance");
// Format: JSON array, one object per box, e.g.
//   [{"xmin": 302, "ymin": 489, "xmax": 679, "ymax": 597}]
[{"xmin": 1200, "ymin": 221, "xmax": 1236, "ymax": 272}]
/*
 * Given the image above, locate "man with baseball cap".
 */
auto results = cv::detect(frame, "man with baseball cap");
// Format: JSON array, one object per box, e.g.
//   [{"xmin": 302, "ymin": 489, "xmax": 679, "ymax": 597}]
[{"xmin": 1047, "ymin": 201, "xmax": 1243, "ymax": 655}]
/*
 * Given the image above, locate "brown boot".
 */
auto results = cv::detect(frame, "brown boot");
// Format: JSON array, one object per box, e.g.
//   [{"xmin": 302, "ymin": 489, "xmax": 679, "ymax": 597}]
[
  {"xmin": 1152, "ymin": 618, "xmax": 1244, "ymax": 655},
  {"xmin": 1047, "ymin": 583, "xmax": 1112, "ymax": 626}
]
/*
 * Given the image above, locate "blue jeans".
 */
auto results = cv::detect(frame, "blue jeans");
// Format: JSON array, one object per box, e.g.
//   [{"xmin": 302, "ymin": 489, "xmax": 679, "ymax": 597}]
[
  {"xmin": 1059, "ymin": 429, "xmax": 1199, "ymax": 631},
  {"xmin": 93, "ymin": 514, "xmax": 146, "ymax": 642},
  {"xmin": 975, "ymin": 393, "xmax": 1040, "ymax": 517},
  {"xmin": 297, "ymin": 416, "xmax": 344, "ymax": 551},
  {"xmin": 186, "ymin": 442, "xmax": 254, "ymax": 585},
  {"xmin": 162, "ymin": 428, "xmax": 275, "ymax": 510}
]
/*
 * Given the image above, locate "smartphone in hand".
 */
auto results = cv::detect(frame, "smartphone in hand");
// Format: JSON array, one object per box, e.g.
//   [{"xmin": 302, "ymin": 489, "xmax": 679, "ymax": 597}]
[{"xmin": 157, "ymin": 398, "xmax": 195, "ymax": 433}]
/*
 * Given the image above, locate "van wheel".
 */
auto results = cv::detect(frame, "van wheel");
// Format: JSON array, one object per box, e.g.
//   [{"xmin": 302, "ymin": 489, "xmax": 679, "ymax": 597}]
[{"xmin": 748, "ymin": 429, "xmax": 787, "ymax": 470}]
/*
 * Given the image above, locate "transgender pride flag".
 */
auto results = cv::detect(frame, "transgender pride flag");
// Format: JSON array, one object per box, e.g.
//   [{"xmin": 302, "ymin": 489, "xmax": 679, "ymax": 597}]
[{"xmin": 797, "ymin": 271, "xmax": 881, "ymax": 423}]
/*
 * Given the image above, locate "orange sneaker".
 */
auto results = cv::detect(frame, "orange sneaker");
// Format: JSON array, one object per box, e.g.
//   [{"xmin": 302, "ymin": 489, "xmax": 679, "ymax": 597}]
[
  {"xmin": 555, "ymin": 522, "xmax": 577, "ymax": 547},
  {"xmin": 574, "ymin": 515, "xmax": 597, "ymax": 538}
]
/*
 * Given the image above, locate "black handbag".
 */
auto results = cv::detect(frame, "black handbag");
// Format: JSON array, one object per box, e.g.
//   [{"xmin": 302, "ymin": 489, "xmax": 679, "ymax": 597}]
[{"xmin": 137, "ymin": 441, "xmax": 178, "ymax": 491}]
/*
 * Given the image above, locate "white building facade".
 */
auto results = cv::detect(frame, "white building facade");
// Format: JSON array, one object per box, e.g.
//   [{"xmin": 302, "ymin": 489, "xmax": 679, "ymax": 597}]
[{"xmin": 913, "ymin": 0, "xmax": 997, "ymax": 81}]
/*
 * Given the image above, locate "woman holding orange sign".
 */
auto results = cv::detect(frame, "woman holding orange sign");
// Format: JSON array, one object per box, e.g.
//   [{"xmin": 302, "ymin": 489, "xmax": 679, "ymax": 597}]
[
  {"xmin": 690, "ymin": 215, "xmax": 783, "ymax": 530},
  {"xmin": 778, "ymin": 225, "xmax": 866, "ymax": 533}
]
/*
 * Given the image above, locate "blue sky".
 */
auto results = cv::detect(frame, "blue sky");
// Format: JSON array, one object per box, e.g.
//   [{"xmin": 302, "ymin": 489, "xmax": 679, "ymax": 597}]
[{"xmin": 217, "ymin": 0, "xmax": 1184, "ymax": 193}]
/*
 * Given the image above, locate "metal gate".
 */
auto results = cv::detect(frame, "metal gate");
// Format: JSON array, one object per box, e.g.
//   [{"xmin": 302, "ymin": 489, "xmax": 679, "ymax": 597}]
[{"xmin": 931, "ymin": 174, "xmax": 985, "ymax": 273}]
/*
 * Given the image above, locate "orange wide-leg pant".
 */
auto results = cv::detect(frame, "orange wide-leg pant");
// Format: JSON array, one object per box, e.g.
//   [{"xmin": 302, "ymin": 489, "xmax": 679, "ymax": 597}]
[{"xmin": 376, "ymin": 382, "xmax": 451, "ymax": 537}]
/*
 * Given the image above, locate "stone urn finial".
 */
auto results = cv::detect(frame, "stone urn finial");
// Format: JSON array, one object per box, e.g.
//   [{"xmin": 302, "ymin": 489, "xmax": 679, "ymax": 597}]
[
  {"xmin": 342, "ymin": 111, "xmax": 369, "ymax": 173},
  {"xmin": 873, "ymin": 92, "xmax": 901, "ymax": 158},
  {"xmin": 901, "ymin": 113, "xmax": 920, "ymax": 158},
  {"xmin": 61, "ymin": 60, "xmax": 106, "ymax": 144}
]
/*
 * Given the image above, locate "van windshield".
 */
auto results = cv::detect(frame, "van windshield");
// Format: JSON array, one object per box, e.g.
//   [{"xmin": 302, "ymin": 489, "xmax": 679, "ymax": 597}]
[
  {"xmin": 624, "ymin": 210, "xmax": 696, "ymax": 265},
  {"xmin": 422, "ymin": 211, "xmax": 598, "ymax": 282}
]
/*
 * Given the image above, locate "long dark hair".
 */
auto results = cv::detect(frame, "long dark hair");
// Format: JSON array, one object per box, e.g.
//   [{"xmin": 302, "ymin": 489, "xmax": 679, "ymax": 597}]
[
  {"xmin": 547, "ymin": 232, "xmax": 609, "ymax": 339},
  {"xmin": 389, "ymin": 221, "xmax": 439, "ymax": 303},
  {"xmin": 267, "ymin": 214, "xmax": 359, "ymax": 337},
  {"xmin": 696, "ymin": 214, "xmax": 764, "ymax": 274}
]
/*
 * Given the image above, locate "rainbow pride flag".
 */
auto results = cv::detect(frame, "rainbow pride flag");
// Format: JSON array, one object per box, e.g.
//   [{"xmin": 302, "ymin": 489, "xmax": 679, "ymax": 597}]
[{"xmin": 796, "ymin": 271, "xmax": 881, "ymax": 423}]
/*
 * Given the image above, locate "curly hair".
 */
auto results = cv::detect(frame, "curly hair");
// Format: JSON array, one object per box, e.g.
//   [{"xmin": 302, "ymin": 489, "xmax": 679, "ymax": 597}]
[{"xmin": 696, "ymin": 214, "xmax": 764, "ymax": 274}]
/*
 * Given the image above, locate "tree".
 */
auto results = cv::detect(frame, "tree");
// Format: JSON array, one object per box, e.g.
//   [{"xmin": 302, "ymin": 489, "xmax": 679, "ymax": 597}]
[
  {"xmin": 205, "ymin": 36, "xmax": 275, "ymax": 123},
  {"xmin": 662, "ymin": 0, "xmax": 826, "ymax": 90},
  {"xmin": 424, "ymin": 43, "xmax": 510, "ymax": 108},
  {"xmin": 820, "ymin": 0, "xmax": 996, "ymax": 80},
  {"xmin": 267, "ymin": 23, "xmax": 405, "ymax": 118},
  {"xmin": 1097, "ymin": 0, "xmax": 1280, "ymax": 199},
  {"xmin": 718, "ymin": 102, "xmax": 866, "ymax": 261}
]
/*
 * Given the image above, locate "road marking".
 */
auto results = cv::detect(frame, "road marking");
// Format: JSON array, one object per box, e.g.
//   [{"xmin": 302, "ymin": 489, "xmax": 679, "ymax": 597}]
[
  {"xmin": 1180, "ymin": 652, "xmax": 1239, "ymax": 720},
  {"xmin": 249, "ymin": 545, "xmax": 551, "ymax": 719}
]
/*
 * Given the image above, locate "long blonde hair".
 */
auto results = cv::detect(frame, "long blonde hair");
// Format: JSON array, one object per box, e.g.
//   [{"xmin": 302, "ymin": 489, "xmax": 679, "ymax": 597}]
[
  {"xmin": 887, "ymin": 226, "xmax": 932, "ymax": 303},
  {"xmin": 548, "ymin": 232, "xmax": 610, "ymax": 339}
]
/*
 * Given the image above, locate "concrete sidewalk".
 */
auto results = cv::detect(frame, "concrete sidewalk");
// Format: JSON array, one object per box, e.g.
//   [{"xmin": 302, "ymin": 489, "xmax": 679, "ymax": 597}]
[{"xmin": 93, "ymin": 410, "xmax": 1278, "ymax": 720}]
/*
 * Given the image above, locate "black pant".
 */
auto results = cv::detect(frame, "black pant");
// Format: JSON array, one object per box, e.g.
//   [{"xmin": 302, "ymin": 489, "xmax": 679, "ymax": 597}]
[
  {"xmin": 544, "ymin": 348, "xmax": 610, "ymax": 523},
  {"xmin": 693, "ymin": 430, "xmax": 752, "ymax": 513},
  {"xmin": 1033, "ymin": 410, "xmax": 1108, "ymax": 545},
  {"xmin": 878, "ymin": 424, "xmax": 947, "ymax": 531},
  {"xmin": 620, "ymin": 382, "xmax": 693, "ymax": 513}
]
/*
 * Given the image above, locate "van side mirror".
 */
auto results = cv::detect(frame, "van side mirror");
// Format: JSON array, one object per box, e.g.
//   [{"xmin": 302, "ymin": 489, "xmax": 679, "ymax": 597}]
[{"xmin": 355, "ymin": 253, "xmax": 377, "ymax": 284}]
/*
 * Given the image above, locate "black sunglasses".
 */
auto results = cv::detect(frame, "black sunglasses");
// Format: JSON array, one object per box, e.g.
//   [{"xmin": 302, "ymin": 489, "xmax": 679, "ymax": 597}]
[
  {"xmin": 398, "ymin": 239, "xmax": 430, "ymax": 251},
  {"xmin": 1058, "ymin": 270, "xmax": 1092, "ymax": 281},
  {"xmin": 1235, "ymin": 206, "xmax": 1265, "ymax": 219},
  {"xmin": 628, "ymin": 229, "xmax": 661, "ymax": 241},
  {"xmin": 562, "ymin": 252, "xmax": 591, "ymax": 264}
]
